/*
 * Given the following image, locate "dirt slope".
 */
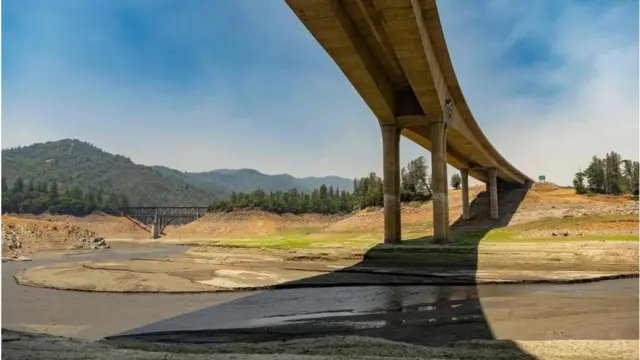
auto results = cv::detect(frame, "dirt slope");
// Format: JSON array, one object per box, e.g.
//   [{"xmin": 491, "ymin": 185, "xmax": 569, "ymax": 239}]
[
  {"xmin": 6, "ymin": 184, "xmax": 636, "ymax": 242},
  {"xmin": 13, "ymin": 213, "xmax": 150, "ymax": 239},
  {"xmin": 2, "ymin": 216, "xmax": 109, "ymax": 259},
  {"xmin": 324, "ymin": 183, "xmax": 638, "ymax": 234},
  {"xmin": 165, "ymin": 211, "xmax": 344, "ymax": 238},
  {"xmin": 324, "ymin": 186, "xmax": 486, "ymax": 233}
]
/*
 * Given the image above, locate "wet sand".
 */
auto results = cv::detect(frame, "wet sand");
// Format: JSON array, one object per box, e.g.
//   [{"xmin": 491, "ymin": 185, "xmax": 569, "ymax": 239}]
[
  {"xmin": 110, "ymin": 278, "xmax": 638, "ymax": 346},
  {"xmin": 2, "ymin": 243, "xmax": 638, "ymax": 359},
  {"xmin": 2, "ymin": 244, "xmax": 250, "ymax": 340}
]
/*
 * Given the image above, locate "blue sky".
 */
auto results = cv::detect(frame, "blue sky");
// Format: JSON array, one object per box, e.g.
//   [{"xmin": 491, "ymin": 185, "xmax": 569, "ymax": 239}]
[{"xmin": 2, "ymin": 0, "xmax": 638, "ymax": 185}]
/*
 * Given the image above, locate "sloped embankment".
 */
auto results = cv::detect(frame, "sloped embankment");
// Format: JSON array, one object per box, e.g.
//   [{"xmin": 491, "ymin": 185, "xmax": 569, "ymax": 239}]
[
  {"xmin": 2, "ymin": 216, "xmax": 109, "ymax": 260},
  {"xmin": 323, "ymin": 185, "xmax": 485, "ymax": 233},
  {"xmin": 165, "ymin": 211, "xmax": 344, "ymax": 238},
  {"xmin": 13, "ymin": 212, "xmax": 150, "ymax": 239},
  {"xmin": 324, "ymin": 184, "xmax": 638, "ymax": 235}
]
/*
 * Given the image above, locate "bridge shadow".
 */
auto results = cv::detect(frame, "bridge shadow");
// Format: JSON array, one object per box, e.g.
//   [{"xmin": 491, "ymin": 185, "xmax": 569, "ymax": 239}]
[
  {"xmin": 103, "ymin": 185, "xmax": 545, "ymax": 358},
  {"xmin": 405, "ymin": 181, "xmax": 530, "ymax": 247}
]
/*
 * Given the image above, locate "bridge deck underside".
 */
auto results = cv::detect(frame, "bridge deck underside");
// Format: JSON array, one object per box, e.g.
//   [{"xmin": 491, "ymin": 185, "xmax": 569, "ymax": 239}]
[{"xmin": 286, "ymin": 0, "xmax": 530, "ymax": 185}]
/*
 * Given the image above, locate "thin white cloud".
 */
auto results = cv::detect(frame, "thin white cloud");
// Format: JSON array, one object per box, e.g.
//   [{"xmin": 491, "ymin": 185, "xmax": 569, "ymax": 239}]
[
  {"xmin": 439, "ymin": 0, "xmax": 638, "ymax": 185},
  {"xmin": 2, "ymin": 0, "xmax": 637, "ymax": 186}
]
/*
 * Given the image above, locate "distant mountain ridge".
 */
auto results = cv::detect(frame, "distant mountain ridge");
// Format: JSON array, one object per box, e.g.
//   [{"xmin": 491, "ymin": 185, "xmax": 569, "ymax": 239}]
[
  {"xmin": 153, "ymin": 167, "xmax": 353, "ymax": 195},
  {"xmin": 2, "ymin": 139, "xmax": 353, "ymax": 206}
]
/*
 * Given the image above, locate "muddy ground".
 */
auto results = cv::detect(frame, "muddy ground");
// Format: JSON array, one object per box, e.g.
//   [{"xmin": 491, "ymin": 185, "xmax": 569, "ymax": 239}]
[
  {"xmin": 13, "ymin": 240, "xmax": 639, "ymax": 293},
  {"xmin": 2, "ymin": 184, "xmax": 638, "ymax": 359},
  {"xmin": 3, "ymin": 244, "xmax": 638, "ymax": 360},
  {"xmin": 4, "ymin": 329, "xmax": 638, "ymax": 360}
]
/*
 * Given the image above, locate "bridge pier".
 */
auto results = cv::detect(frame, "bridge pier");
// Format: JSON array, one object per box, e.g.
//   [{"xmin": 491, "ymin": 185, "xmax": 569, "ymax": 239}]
[
  {"xmin": 381, "ymin": 125, "xmax": 401, "ymax": 244},
  {"xmin": 460, "ymin": 169, "xmax": 471, "ymax": 220},
  {"xmin": 151, "ymin": 213, "xmax": 160, "ymax": 239},
  {"xmin": 488, "ymin": 168, "xmax": 499, "ymax": 220},
  {"xmin": 430, "ymin": 121, "xmax": 449, "ymax": 243}
]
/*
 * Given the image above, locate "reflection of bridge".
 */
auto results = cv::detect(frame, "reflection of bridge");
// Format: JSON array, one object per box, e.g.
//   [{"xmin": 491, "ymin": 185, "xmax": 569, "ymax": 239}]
[
  {"xmin": 125, "ymin": 207, "xmax": 208, "ymax": 239},
  {"xmin": 286, "ymin": 0, "xmax": 532, "ymax": 243}
]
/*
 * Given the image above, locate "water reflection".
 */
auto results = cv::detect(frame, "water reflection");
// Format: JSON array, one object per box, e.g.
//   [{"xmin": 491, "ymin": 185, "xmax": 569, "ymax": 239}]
[{"xmin": 110, "ymin": 278, "xmax": 637, "ymax": 347}]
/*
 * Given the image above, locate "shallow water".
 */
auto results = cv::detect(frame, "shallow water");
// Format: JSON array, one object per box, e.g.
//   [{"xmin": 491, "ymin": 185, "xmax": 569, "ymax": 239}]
[{"xmin": 3, "ymin": 243, "xmax": 638, "ymax": 345}]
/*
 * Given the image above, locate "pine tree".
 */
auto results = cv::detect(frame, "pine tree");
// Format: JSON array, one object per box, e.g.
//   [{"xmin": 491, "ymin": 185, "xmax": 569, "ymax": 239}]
[
  {"xmin": 14, "ymin": 177, "xmax": 25, "ymax": 193},
  {"xmin": 48, "ymin": 182, "xmax": 59, "ymax": 202},
  {"xmin": 27, "ymin": 178, "xmax": 35, "ymax": 193}
]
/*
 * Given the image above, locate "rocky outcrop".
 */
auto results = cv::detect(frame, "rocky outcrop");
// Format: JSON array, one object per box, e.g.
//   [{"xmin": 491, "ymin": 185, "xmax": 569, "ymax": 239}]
[{"xmin": 1, "ymin": 216, "xmax": 110, "ymax": 258}]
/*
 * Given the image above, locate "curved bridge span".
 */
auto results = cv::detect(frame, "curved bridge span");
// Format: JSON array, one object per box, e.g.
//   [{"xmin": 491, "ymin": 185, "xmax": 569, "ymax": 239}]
[{"xmin": 286, "ymin": 0, "xmax": 532, "ymax": 243}]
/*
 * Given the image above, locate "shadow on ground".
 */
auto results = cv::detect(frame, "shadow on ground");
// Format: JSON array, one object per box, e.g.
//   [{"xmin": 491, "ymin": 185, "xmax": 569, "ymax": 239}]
[{"xmin": 102, "ymin": 184, "xmax": 635, "ymax": 358}]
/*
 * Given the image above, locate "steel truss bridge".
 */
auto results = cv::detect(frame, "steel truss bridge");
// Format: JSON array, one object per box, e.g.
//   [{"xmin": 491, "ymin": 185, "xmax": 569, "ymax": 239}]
[{"xmin": 124, "ymin": 207, "xmax": 208, "ymax": 238}]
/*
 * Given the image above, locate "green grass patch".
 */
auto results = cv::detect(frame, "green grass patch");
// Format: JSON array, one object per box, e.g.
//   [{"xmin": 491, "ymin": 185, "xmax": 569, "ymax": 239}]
[
  {"xmin": 506, "ymin": 214, "xmax": 638, "ymax": 232},
  {"xmin": 191, "ymin": 212, "xmax": 638, "ymax": 252}
]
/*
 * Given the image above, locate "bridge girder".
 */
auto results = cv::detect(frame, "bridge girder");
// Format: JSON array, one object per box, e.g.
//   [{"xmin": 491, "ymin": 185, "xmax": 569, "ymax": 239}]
[{"xmin": 125, "ymin": 207, "xmax": 208, "ymax": 218}]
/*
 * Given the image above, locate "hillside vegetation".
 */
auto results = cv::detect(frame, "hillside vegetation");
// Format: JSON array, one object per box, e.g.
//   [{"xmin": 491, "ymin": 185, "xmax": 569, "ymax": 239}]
[
  {"xmin": 2, "ymin": 140, "xmax": 226, "ymax": 206},
  {"xmin": 1, "ymin": 139, "xmax": 351, "ymax": 207},
  {"xmin": 573, "ymin": 151, "xmax": 639, "ymax": 195},
  {"xmin": 154, "ymin": 167, "xmax": 353, "ymax": 194},
  {"xmin": 208, "ymin": 156, "xmax": 436, "ymax": 214}
]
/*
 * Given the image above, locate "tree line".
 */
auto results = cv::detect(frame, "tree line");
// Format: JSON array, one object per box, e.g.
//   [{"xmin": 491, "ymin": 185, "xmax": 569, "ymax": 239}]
[
  {"xmin": 209, "ymin": 186, "xmax": 353, "ymax": 214},
  {"xmin": 573, "ymin": 152, "xmax": 639, "ymax": 195},
  {"xmin": 1, "ymin": 176, "xmax": 130, "ymax": 216},
  {"xmin": 210, "ymin": 156, "xmax": 438, "ymax": 214},
  {"xmin": 3, "ymin": 155, "xmax": 475, "ymax": 217}
]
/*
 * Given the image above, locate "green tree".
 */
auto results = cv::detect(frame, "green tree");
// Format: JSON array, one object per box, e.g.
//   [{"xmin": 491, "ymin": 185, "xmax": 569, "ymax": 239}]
[
  {"xmin": 14, "ymin": 177, "xmax": 25, "ymax": 193},
  {"xmin": 450, "ymin": 173, "xmax": 461, "ymax": 190},
  {"xmin": 622, "ymin": 160, "xmax": 639, "ymax": 195},
  {"xmin": 69, "ymin": 185, "xmax": 84, "ymax": 200},
  {"xmin": 48, "ymin": 181, "xmax": 59, "ymax": 202},
  {"xmin": 603, "ymin": 151, "xmax": 623, "ymax": 194},
  {"xmin": 104, "ymin": 193, "xmax": 120, "ymax": 211},
  {"xmin": 573, "ymin": 172, "xmax": 586, "ymax": 194},
  {"xmin": 584, "ymin": 156, "xmax": 605, "ymax": 193},
  {"xmin": 401, "ymin": 156, "xmax": 431, "ymax": 201},
  {"xmin": 27, "ymin": 178, "xmax": 35, "ymax": 193},
  {"xmin": 1, "ymin": 176, "xmax": 7, "ymax": 193},
  {"xmin": 118, "ymin": 194, "xmax": 131, "ymax": 210}
]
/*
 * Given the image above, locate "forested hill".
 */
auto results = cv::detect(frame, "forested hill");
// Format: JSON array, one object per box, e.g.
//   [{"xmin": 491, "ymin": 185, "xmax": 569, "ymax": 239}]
[
  {"xmin": 152, "ymin": 167, "xmax": 354, "ymax": 194},
  {"xmin": 1, "ymin": 139, "xmax": 352, "ymax": 206}
]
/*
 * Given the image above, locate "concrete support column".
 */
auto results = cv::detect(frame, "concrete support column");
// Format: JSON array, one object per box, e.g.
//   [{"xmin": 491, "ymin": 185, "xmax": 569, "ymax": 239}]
[
  {"xmin": 381, "ymin": 125, "xmax": 401, "ymax": 244},
  {"xmin": 151, "ymin": 213, "xmax": 159, "ymax": 239},
  {"xmin": 429, "ymin": 121, "xmax": 449, "ymax": 243},
  {"xmin": 461, "ymin": 169, "xmax": 471, "ymax": 220},
  {"xmin": 488, "ymin": 168, "xmax": 499, "ymax": 220},
  {"xmin": 151, "ymin": 223, "xmax": 159, "ymax": 239}
]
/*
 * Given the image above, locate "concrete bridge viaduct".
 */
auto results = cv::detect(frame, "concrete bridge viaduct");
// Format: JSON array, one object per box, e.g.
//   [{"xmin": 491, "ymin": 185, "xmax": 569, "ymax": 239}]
[{"xmin": 285, "ymin": 0, "xmax": 532, "ymax": 243}]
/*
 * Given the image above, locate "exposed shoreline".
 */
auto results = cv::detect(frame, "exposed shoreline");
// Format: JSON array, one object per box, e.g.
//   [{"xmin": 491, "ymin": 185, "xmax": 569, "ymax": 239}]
[{"xmin": 13, "ymin": 240, "xmax": 639, "ymax": 293}]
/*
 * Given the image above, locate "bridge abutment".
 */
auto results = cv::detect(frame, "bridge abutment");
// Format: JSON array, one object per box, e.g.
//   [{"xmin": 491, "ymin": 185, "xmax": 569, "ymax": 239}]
[
  {"xmin": 381, "ymin": 125, "xmax": 402, "ymax": 244},
  {"xmin": 430, "ymin": 121, "xmax": 449, "ymax": 243}
]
